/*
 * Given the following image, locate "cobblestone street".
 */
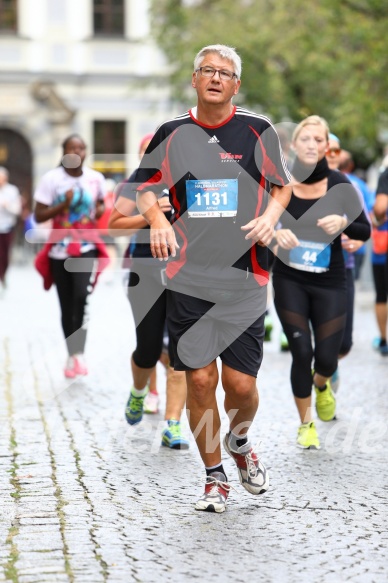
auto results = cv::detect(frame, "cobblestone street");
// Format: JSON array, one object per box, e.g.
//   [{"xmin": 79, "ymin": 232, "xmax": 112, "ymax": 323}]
[{"xmin": 0, "ymin": 262, "xmax": 387, "ymax": 583}]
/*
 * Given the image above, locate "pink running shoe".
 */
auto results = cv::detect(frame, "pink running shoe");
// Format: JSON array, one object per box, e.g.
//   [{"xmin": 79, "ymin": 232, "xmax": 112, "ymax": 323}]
[
  {"xmin": 143, "ymin": 391, "xmax": 159, "ymax": 414},
  {"xmin": 64, "ymin": 357, "xmax": 77, "ymax": 379},
  {"xmin": 74, "ymin": 355, "xmax": 88, "ymax": 376}
]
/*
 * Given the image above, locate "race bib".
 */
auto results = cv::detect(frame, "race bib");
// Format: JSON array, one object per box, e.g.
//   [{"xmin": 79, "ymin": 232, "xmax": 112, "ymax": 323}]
[
  {"xmin": 289, "ymin": 240, "xmax": 331, "ymax": 273},
  {"xmin": 186, "ymin": 179, "xmax": 238, "ymax": 218}
]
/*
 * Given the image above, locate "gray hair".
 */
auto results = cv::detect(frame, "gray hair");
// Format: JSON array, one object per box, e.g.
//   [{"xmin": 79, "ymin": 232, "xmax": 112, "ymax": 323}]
[
  {"xmin": 0, "ymin": 166, "xmax": 9, "ymax": 179},
  {"xmin": 194, "ymin": 44, "xmax": 242, "ymax": 80}
]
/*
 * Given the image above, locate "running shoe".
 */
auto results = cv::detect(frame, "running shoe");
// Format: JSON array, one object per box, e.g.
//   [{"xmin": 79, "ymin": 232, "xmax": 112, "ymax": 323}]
[
  {"xmin": 372, "ymin": 337, "xmax": 381, "ymax": 350},
  {"xmin": 195, "ymin": 472, "xmax": 230, "ymax": 513},
  {"xmin": 74, "ymin": 355, "xmax": 88, "ymax": 376},
  {"xmin": 315, "ymin": 380, "xmax": 336, "ymax": 421},
  {"xmin": 379, "ymin": 341, "xmax": 388, "ymax": 356},
  {"xmin": 125, "ymin": 389, "xmax": 147, "ymax": 426},
  {"xmin": 144, "ymin": 391, "xmax": 159, "ymax": 414},
  {"xmin": 223, "ymin": 434, "xmax": 269, "ymax": 495},
  {"xmin": 161, "ymin": 420, "xmax": 189, "ymax": 450},
  {"xmin": 64, "ymin": 356, "xmax": 77, "ymax": 379},
  {"xmin": 264, "ymin": 314, "xmax": 273, "ymax": 341},
  {"xmin": 297, "ymin": 422, "xmax": 320, "ymax": 449},
  {"xmin": 331, "ymin": 367, "xmax": 340, "ymax": 393},
  {"xmin": 280, "ymin": 331, "xmax": 289, "ymax": 352}
]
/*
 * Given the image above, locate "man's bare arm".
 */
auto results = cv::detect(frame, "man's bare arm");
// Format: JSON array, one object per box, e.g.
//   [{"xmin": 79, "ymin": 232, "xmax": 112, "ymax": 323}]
[
  {"xmin": 241, "ymin": 184, "xmax": 292, "ymax": 246},
  {"xmin": 136, "ymin": 190, "xmax": 179, "ymax": 261}
]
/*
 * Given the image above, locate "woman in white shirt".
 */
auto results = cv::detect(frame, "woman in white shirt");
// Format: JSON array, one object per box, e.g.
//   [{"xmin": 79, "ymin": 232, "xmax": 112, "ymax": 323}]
[{"xmin": 34, "ymin": 134, "xmax": 106, "ymax": 378}]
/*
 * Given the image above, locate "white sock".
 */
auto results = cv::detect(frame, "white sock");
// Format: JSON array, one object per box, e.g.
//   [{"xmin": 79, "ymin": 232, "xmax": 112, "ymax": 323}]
[{"xmin": 131, "ymin": 386, "xmax": 148, "ymax": 397}]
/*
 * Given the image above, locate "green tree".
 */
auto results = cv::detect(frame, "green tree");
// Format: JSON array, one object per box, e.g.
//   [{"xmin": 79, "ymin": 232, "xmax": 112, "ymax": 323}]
[{"xmin": 150, "ymin": 0, "xmax": 388, "ymax": 166}]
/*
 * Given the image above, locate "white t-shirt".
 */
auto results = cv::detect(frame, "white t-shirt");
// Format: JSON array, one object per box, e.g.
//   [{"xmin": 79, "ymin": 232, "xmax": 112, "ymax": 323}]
[
  {"xmin": 34, "ymin": 166, "xmax": 106, "ymax": 259},
  {"xmin": 0, "ymin": 183, "xmax": 21, "ymax": 233}
]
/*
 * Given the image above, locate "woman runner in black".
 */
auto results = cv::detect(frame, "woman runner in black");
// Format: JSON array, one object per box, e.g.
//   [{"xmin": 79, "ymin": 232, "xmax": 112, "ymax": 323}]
[{"xmin": 272, "ymin": 116, "xmax": 370, "ymax": 449}]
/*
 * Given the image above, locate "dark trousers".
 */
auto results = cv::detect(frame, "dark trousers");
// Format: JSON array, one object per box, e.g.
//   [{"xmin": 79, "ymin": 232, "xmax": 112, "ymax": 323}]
[
  {"xmin": 50, "ymin": 250, "xmax": 97, "ymax": 356},
  {"xmin": 0, "ymin": 231, "xmax": 13, "ymax": 282}
]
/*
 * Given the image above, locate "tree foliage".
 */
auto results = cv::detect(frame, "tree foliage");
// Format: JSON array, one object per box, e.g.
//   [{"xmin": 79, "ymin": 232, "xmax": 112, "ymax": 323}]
[{"xmin": 150, "ymin": 0, "xmax": 388, "ymax": 166}]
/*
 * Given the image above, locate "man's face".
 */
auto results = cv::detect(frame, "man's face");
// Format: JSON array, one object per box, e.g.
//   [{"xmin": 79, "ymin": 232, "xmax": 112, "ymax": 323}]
[{"xmin": 192, "ymin": 54, "xmax": 240, "ymax": 106}]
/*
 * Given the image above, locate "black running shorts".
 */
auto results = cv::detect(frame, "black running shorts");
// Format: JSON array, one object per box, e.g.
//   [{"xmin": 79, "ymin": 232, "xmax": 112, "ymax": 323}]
[{"xmin": 166, "ymin": 283, "xmax": 266, "ymax": 377}]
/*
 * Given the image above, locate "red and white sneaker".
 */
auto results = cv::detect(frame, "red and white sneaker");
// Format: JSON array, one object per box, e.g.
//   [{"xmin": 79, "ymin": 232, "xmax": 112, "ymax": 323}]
[
  {"xmin": 64, "ymin": 356, "xmax": 77, "ymax": 379},
  {"xmin": 195, "ymin": 472, "xmax": 230, "ymax": 513},
  {"xmin": 74, "ymin": 355, "xmax": 88, "ymax": 376},
  {"xmin": 223, "ymin": 434, "xmax": 269, "ymax": 495}
]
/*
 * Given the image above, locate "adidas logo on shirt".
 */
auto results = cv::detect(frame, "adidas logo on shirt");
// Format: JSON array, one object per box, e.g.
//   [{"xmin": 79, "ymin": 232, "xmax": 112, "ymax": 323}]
[{"xmin": 208, "ymin": 135, "xmax": 220, "ymax": 143}]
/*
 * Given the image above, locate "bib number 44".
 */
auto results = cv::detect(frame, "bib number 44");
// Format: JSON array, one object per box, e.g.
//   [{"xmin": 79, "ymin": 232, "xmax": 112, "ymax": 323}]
[{"xmin": 302, "ymin": 250, "xmax": 318, "ymax": 264}]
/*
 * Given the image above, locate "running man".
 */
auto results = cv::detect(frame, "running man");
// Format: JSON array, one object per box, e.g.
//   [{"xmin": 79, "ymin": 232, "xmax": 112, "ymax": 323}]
[{"xmin": 128, "ymin": 45, "xmax": 292, "ymax": 512}]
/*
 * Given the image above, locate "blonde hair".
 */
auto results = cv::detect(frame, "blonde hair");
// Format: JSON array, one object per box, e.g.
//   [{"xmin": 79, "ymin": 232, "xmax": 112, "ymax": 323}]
[{"xmin": 292, "ymin": 115, "xmax": 330, "ymax": 142}]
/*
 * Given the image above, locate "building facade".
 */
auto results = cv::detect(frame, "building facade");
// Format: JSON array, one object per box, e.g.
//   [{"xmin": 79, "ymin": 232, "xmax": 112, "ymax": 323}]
[{"xmin": 0, "ymin": 0, "xmax": 177, "ymax": 207}]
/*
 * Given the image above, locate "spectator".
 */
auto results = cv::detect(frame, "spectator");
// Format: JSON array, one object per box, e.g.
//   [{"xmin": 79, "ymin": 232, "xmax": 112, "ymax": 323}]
[
  {"xmin": 339, "ymin": 150, "xmax": 374, "ymax": 279},
  {"xmin": 0, "ymin": 166, "xmax": 22, "ymax": 293}
]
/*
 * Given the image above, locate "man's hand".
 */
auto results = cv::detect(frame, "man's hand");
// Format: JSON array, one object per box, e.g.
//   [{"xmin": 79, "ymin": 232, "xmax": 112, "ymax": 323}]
[
  {"xmin": 241, "ymin": 216, "xmax": 275, "ymax": 246},
  {"xmin": 149, "ymin": 215, "xmax": 179, "ymax": 261}
]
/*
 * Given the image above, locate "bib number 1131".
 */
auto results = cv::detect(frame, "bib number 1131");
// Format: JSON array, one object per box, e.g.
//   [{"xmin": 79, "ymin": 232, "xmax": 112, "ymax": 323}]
[{"xmin": 195, "ymin": 192, "xmax": 228, "ymax": 206}]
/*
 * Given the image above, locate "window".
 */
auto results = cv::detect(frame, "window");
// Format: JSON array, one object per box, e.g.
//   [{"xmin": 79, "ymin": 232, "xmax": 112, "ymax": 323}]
[
  {"xmin": 93, "ymin": 0, "xmax": 124, "ymax": 36},
  {"xmin": 0, "ymin": 0, "xmax": 17, "ymax": 32},
  {"xmin": 93, "ymin": 120, "xmax": 126, "ymax": 179}
]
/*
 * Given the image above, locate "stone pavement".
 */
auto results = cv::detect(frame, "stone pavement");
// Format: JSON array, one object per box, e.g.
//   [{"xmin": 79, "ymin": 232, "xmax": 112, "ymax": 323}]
[{"xmin": 0, "ymin": 261, "xmax": 387, "ymax": 583}]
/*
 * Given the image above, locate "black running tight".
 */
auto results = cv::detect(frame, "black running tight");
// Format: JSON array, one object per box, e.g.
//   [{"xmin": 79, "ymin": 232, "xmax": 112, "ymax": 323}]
[
  {"xmin": 50, "ymin": 250, "xmax": 97, "ymax": 356},
  {"xmin": 127, "ymin": 265, "xmax": 172, "ymax": 369},
  {"xmin": 339, "ymin": 268, "xmax": 355, "ymax": 357},
  {"xmin": 273, "ymin": 275, "xmax": 347, "ymax": 399}
]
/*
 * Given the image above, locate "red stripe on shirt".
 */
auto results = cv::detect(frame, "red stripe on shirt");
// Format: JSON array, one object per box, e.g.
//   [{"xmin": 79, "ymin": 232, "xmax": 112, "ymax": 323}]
[
  {"xmin": 250, "ymin": 174, "xmax": 270, "ymax": 286},
  {"xmin": 249, "ymin": 125, "xmax": 287, "ymax": 186},
  {"xmin": 189, "ymin": 106, "xmax": 237, "ymax": 129}
]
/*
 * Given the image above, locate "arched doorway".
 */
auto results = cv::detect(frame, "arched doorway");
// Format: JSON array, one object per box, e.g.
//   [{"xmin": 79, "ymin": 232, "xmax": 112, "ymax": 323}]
[
  {"xmin": 0, "ymin": 128, "xmax": 33, "ymax": 209},
  {"xmin": 0, "ymin": 128, "xmax": 33, "ymax": 246}
]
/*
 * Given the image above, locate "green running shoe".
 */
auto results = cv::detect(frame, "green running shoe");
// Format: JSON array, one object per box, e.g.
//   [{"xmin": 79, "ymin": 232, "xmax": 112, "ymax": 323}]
[
  {"xmin": 315, "ymin": 380, "xmax": 336, "ymax": 421},
  {"xmin": 297, "ymin": 421, "xmax": 320, "ymax": 449},
  {"xmin": 280, "ymin": 331, "xmax": 289, "ymax": 352},
  {"xmin": 125, "ymin": 389, "xmax": 147, "ymax": 426},
  {"xmin": 161, "ymin": 420, "xmax": 189, "ymax": 450},
  {"xmin": 264, "ymin": 314, "xmax": 273, "ymax": 341}
]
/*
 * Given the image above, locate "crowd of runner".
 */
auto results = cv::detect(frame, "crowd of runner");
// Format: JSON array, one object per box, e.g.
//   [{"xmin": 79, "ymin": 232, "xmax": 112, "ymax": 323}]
[{"xmin": 2, "ymin": 43, "xmax": 384, "ymax": 513}]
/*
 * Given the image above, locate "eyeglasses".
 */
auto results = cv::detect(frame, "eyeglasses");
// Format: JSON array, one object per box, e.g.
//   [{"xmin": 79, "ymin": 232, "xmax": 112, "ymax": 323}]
[
  {"xmin": 195, "ymin": 66, "xmax": 237, "ymax": 81},
  {"xmin": 327, "ymin": 147, "xmax": 341, "ymax": 155}
]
